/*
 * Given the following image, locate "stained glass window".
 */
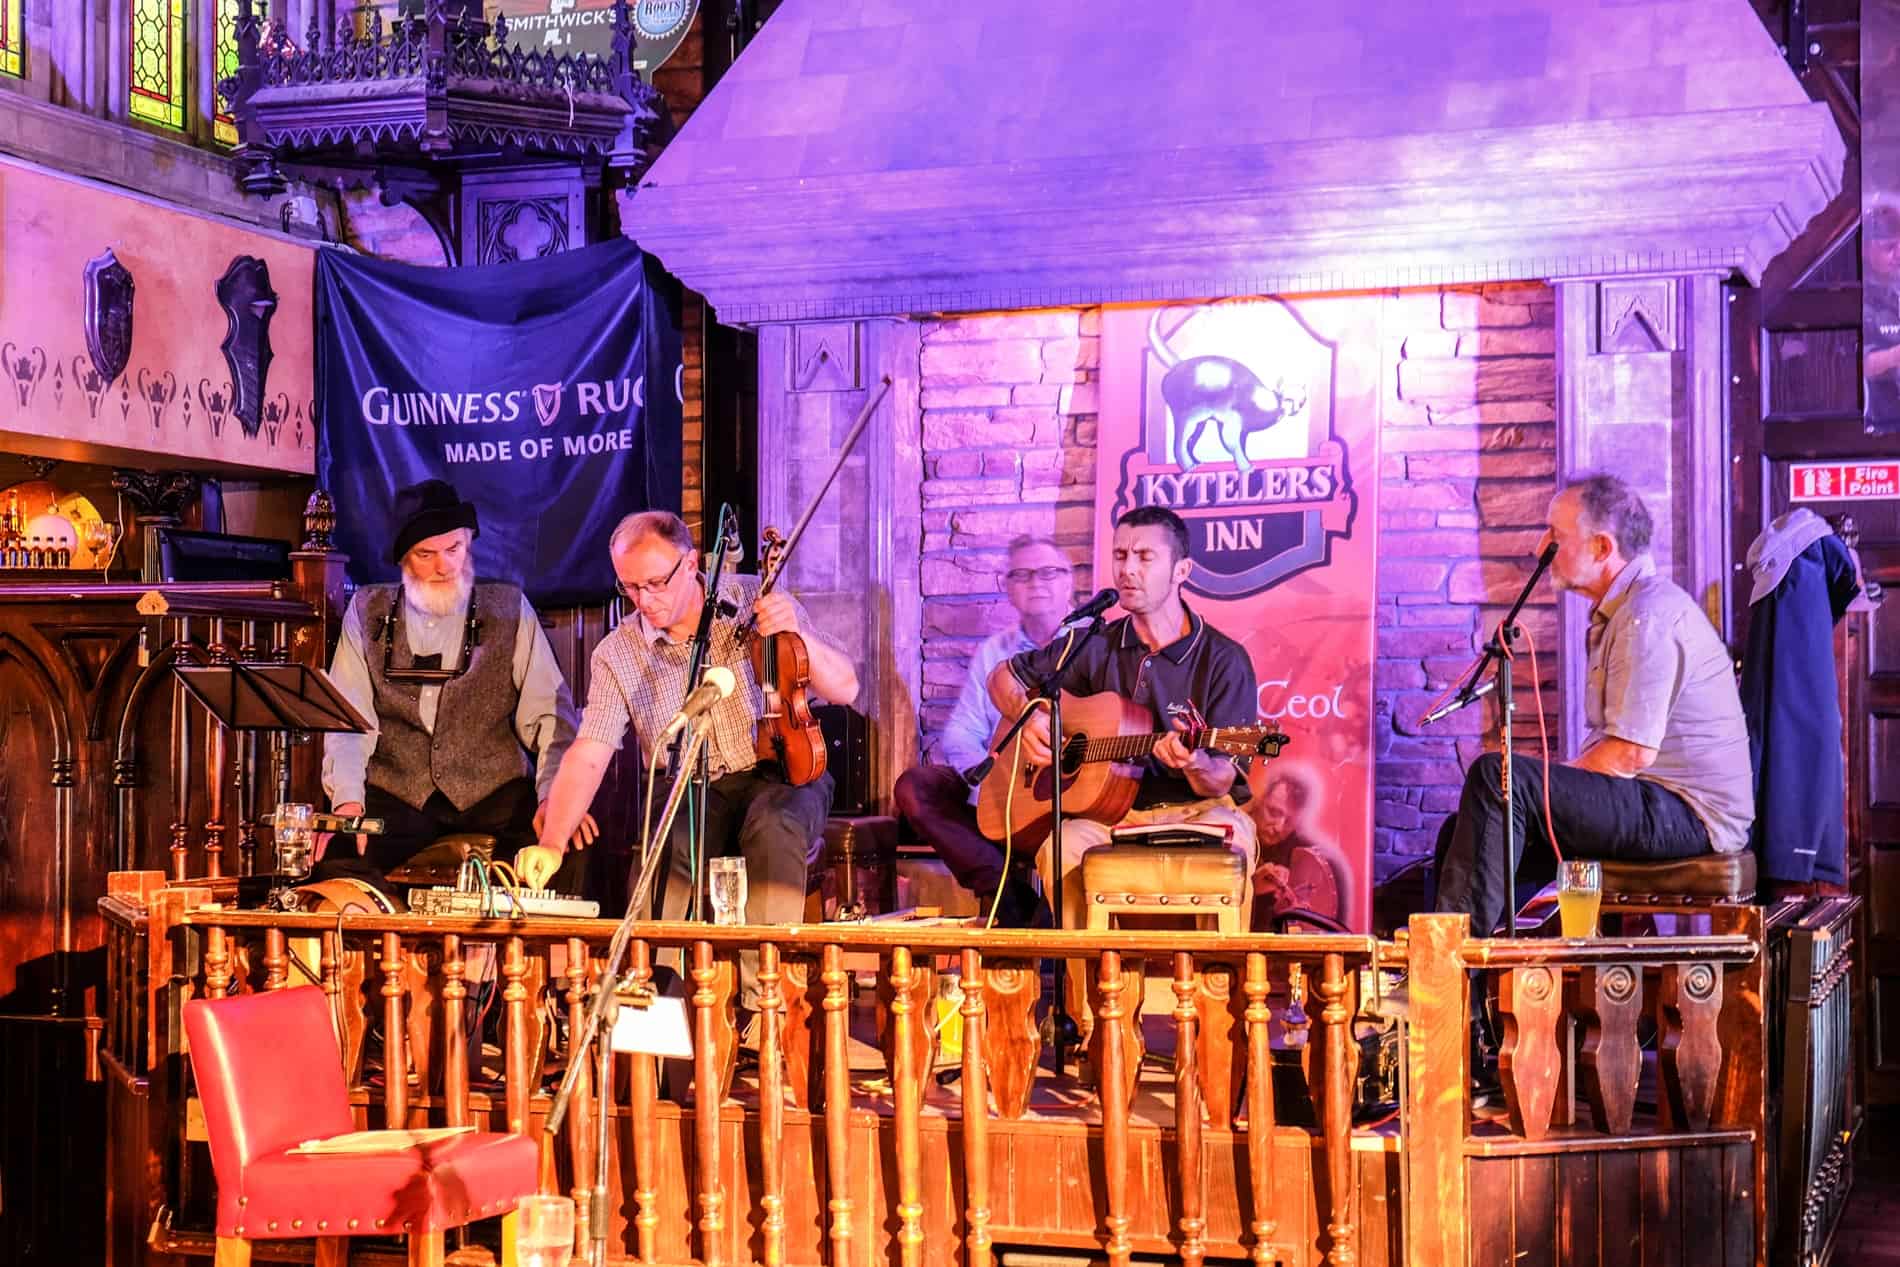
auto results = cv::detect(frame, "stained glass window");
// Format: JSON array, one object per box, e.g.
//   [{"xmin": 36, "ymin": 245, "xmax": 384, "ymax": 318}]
[
  {"xmin": 0, "ymin": 0, "xmax": 23, "ymax": 79},
  {"xmin": 128, "ymin": 0, "xmax": 187, "ymax": 130},
  {"xmin": 214, "ymin": 0, "xmax": 239, "ymax": 144}
]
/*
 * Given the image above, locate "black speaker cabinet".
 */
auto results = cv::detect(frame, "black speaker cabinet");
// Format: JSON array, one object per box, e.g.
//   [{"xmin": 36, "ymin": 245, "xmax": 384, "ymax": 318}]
[{"xmin": 815, "ymin": 703, "xmax": 871, "ymax": 815}]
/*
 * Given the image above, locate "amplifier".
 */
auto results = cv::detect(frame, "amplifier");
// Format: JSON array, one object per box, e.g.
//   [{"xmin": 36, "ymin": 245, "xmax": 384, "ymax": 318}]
[{"xmin": 815, "ymin": 703, "xmax": 871, "ymax": 815}]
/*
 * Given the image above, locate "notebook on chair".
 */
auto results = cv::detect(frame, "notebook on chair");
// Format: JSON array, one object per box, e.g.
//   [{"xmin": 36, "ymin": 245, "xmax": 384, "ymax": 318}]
[{"xmin": 1109, "ymin": 821, "xmax": 1234, "ymax": 849}]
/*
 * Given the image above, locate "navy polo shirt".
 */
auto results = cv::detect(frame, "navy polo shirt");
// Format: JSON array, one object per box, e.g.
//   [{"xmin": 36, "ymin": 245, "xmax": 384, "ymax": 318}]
[{"xmin": 1006, "ymin": 605, "xmax": 1257, "ymax": 809}]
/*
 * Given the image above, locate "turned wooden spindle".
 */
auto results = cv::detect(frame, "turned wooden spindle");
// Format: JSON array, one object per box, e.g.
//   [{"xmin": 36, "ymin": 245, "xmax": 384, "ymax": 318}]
[
  {"xmin": 820, "ymin": 943, "xmax": 855, "ymax": 1265},
  {"xmin": 984, "ymin": 958, "xmax": 1041, "ymax": 1120},
  {"xmin": 261, "ymin": 928, "xmax": 288, "ymax": 991},
  {"xmin": 758, "ymin": 942, "xmax": 788, "ymax": 1267},
  {"xmin": 204, "ymin": 925, "xmax": 232, "ymax": 997},
  {"xmin": 501, "ymin": 936, "xmax": 531, "ymax": 1136},
  {"xmin": 629, "ymin": 941, "xmax": 661, "ymax": 1264},
  {"xmin": 441, "ymin": 934, "xmax": 469, "ymax": 1128},
  {"xmin": 1658, "ymin": 961, "xmax": 1723, "ymax": 1131},
  {"xmin": 1575, "ymin": 963, "xmax": 1642, "ymax": 1134},
  {"xmin": 563, "ymin": 937, "xmax": 595, "ymax": 1251},
  {"xmin": 1097, "ymin": 948, "xmax": 1134, "ymax": 1267},
  {"xmin": 691, "ymin": 941, "xmax": 728, "ymax": 1266},
  {"xmin": 381, "ymin": 931, "xmax": 408, "ymax": 1126},
  {"xmin": 878, "ymin": 951, "xmax": 937, "ymax": 1088},
  {"xmin": 890, "ymin": 946, "xmax": 926, "ymax": 1267},
  {"xmin": 1317, "ymin": 953, "xmax": 1356, "ymax": 1267},
  {"xmin": 960, "ymin": 948, "xmax": 994, "ymax": 1267},
  {"xmin": 1173, "ymin": 952, "xmax": 1208, "ymax": 1267},
  {"xmin": 203, "ymin": 694, "xmax": 227, "ymax": 879},
  {"xmin": 1089, "ymin": 952, "xmax": 1142, "ymax": 1110},
  {"xmin": 1243, "ymin": 954, "xmax": 1277, "ymax": 1263},
  {"xmin": 1498, "ymin": 964, "xmax": 1563, "ymax": 1142}
]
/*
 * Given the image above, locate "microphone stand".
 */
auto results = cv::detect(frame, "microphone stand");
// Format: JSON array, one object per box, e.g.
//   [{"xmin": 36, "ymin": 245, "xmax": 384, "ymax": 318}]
[
  {"xmin": 962, "ymin": 614, "xmax": 1108, "ymax": 1073},
  {"xmin": 1419, "ymin": 546, "xmax": 1556, "ymax": 938},
  {"xmin": 673, "ymin": 504, "xmax": 742, "ymax": 922},
  {"xmin": 548, "ymin": 714, "xmax": 714, "ymax": 1267}
]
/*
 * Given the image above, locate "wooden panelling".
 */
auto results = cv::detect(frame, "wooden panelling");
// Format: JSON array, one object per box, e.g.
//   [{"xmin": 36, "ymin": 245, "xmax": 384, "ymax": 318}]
[
  {"xmin": 1467, "ymin": 1145, "xmax": 1753, "ymax": 1267},
  {"xmin": 0, "ymin": 1016, "xmax": 106, "ymax": 1267},
  {"xmin": 1767, "ymin": 328, "xmax": 1862, "ymax": 417}
]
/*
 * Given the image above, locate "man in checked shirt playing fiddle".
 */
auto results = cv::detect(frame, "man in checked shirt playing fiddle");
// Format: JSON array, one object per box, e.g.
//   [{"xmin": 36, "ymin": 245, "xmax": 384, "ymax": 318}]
[{"xmin": 533, "ymin": 511, "xmax": 859, "ymax": 1001}]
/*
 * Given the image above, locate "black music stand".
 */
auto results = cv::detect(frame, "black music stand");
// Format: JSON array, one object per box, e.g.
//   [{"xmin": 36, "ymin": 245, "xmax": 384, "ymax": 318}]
[{"xmin": 175, "ymin": 661, "xmax": 374, "ymax": 891}]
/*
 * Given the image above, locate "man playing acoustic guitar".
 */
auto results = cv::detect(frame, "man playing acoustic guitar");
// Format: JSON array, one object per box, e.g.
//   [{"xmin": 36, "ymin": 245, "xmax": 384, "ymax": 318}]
[{"xmin": 987, "ymin": 506, "xmax": 1260, "ymax": 1031}]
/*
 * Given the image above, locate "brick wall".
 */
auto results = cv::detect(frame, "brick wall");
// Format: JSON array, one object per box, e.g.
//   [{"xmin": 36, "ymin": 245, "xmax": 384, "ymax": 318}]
[
  {"xmin": 913, "ymin": 284, "xmax": 1560, "ymax": 885},
  {"xmin": 917, "ymin": 310, "xmax": 1102, "ymax": 739},
  {"xmin": 1374, "ymin": 283, "xmax": 1559, "ymax": 881}
]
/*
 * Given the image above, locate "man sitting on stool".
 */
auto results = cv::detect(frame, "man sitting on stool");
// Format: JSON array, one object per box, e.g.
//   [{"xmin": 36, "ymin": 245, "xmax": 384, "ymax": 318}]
[
  {"xmin": 893, "ymin": 533, "xmax": 1075, "ymax": 926},
  {"xmin": 315, "ymin": 479, "xmax": 593, "ymax": 892},
  {"xmin": 1433, "ymin": 473, "xmax": 1755, "ymax": 935}
]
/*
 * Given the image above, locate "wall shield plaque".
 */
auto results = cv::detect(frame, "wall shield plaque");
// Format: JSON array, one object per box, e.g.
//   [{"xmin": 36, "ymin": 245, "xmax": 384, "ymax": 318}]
[
  {"xmin": 216, "ymin": 255, "xmax": 278, "ymax": 437},
  {"xmin": 83, "ymin": 249, "xmax": 135, "ymax": 387}
]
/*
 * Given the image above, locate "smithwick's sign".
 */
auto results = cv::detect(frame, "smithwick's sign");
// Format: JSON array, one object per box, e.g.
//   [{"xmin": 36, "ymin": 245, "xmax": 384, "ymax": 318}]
[
  {"xmin": 1098, "ymin": 300, "xmax": 1376, "ymax": 931},
  {"xmin": 1789, "ymin": 460, "xmax": 1900, "ymax": 502}
]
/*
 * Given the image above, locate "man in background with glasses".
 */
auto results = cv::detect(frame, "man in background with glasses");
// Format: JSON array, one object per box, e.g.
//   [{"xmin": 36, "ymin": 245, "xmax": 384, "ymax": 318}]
[
  {"xmin": 891, "ymin": 534, "xmax": 1076, "ymax": 927},
  {"xmin": 316, "ymin": 479, "xmax": 590, "ymax": 891}
]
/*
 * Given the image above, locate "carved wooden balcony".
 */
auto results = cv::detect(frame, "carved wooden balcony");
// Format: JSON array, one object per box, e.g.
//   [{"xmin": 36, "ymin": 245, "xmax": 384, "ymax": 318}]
[{"xmin": 220, "ymin": 0, "xmax": 661, "ymax": 200}]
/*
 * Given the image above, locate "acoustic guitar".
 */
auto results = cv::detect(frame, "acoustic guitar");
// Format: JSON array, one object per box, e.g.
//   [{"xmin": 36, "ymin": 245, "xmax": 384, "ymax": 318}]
[{"xmin": 974, "ymin": 691, "xmax": 1289, "ymax": 845}]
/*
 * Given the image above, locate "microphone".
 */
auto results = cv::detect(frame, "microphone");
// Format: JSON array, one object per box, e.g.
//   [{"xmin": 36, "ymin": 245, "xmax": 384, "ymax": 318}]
[
  {"xmin": 1059, "ymin": 587, "xmax": 1119, "ymax": 628},
  {"xmin": 1418, "ymin": 677, "xmax": 1498, "ymax": 727},
  {"xmin": 1536, "ymin": 540, "xmax": 1557, "ymax": 568},
  {"xmin": 659, "ymin": 665, "xmax": 738, "ymax": 740}
]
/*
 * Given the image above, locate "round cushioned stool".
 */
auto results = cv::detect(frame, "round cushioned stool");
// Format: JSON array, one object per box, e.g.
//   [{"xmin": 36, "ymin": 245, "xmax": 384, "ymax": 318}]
[
  {"xmin": 1599, "ymin": 851, "xmax": 1757, "ymax": 905},
  {"xmin": 1081, "ymin": 843, "xmax": 1249, "ymax": 934}
]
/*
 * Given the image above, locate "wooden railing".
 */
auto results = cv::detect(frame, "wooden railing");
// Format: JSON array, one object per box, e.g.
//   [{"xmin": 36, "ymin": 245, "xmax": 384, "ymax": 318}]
[
  {"xmin": 1402, "ymin": 908, "xmax": 1769, "ymax": 1267},
  {"xmin": 101, "ymin": 882, "xmax": 1810, "ymax": 1267},
  {"xmin": 104, "ymin": 878, "xmax": 1386, "ymax": 1266}
]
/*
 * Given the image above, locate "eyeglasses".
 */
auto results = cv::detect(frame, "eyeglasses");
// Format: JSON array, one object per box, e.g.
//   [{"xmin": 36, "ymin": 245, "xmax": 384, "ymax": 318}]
[
  {"xmin": 616, "ymin": 552, "xmax": 687, "ymax": 600},
  {"xmin": 1003, "ymin": 566, "xmax": 1073, "ymax": 584}
]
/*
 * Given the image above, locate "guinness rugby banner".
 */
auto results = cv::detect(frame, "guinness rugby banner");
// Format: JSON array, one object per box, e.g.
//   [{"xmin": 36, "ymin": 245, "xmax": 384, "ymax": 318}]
[
  {"xmin": 1097, "ymin": 299, "xmax": 1378, "ymax": 930},
  {"xmin": 315, "ymin": 238, "xmax": 682, "ymax": 605}
]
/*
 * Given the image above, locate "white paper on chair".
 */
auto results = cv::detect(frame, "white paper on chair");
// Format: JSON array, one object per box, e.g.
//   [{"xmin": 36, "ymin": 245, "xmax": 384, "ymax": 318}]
[
  {"xmin": 609, "ymin": 995, "xmax": 693, "ymax": 1058},
  {"xmin": 292, "ymin": 1126, "xmax": 475, "ymax": 1154}
]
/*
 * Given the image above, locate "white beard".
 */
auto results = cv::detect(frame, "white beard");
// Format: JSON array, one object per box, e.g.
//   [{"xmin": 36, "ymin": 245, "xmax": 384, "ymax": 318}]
[{"xmin": 403, "ymin": 571, "xmax": 473, "ymax": 619}]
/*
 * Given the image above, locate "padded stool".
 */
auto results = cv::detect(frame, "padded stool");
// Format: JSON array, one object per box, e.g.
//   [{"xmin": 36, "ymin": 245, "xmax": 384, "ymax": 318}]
[
  {"xmin": 1600, "ymin": 851, "xmax": 1757, "ymax": 905},
  {"xmin": 1082, "ymin": 844, "xmax": 1249, "ymax": 934}
]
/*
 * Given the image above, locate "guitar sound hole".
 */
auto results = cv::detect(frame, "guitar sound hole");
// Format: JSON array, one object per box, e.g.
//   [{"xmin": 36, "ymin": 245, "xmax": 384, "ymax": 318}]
[{"xmin": 1060, "ymin": 734, "xmax": 1088, "ymax": 775}]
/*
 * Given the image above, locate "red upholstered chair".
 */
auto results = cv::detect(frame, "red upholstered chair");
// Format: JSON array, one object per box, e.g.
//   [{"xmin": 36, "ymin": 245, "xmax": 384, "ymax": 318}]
[{"xmin": 184, "ymin": 985, "xmax": 538, "ymax": 1267}]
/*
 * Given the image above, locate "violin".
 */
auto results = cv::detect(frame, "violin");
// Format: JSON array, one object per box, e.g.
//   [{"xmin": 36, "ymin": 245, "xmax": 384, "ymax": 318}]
[{"xmin": 749, "ymin": 527, "xmax": 827, "ymax": 786}]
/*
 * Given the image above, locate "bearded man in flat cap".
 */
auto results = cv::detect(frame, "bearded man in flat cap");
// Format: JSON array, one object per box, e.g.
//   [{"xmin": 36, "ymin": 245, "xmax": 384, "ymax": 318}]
[{"xmin": 314, "ymin": 478, "xmax": 594, "ymax": 890}]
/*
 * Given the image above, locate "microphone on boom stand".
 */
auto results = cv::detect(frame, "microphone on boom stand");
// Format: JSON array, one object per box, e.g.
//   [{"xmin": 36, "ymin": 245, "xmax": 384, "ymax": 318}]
[{"xmin": 656, "ymin": 665, "xmax": 737, "ymax": 741}]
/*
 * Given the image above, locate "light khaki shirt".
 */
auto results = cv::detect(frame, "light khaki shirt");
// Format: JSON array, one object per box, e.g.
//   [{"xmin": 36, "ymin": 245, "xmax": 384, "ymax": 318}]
[
  {"xmin": 577, "ymin": 573, "xmax": 839, "ymax": 779},
  {"xmin": 1585, "ymin": 555, "xmax": 1755, "ymax": 853}
]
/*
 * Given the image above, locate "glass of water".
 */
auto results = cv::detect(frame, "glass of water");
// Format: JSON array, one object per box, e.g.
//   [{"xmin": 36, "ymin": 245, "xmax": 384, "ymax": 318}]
[
  {"xmin": 514, "ymin": 1194, "xmax": 574, "ymax": 1267},
  {"xmin": 709, "ymin": 856, "xmax": 748, "ymax": 926}
]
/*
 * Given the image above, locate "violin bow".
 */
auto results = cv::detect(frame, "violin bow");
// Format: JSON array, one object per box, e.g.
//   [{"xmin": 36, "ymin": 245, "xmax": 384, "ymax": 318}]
[{"xmin": 742, "ymin": 374, "xmax": 894, "ymax": 624}]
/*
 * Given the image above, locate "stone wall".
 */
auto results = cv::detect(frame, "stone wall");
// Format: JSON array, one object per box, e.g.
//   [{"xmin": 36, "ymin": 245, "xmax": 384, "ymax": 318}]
[{"xmin": 913, "ymin": 284, "xmax": 1560, "ymax": 883}]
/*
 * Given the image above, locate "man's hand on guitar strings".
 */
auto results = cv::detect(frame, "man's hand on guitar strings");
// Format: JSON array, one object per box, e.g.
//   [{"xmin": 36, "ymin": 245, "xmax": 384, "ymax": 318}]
[{"xmin": 1016, "ymin": 703, "xmax": 1054, "ymax": 768}]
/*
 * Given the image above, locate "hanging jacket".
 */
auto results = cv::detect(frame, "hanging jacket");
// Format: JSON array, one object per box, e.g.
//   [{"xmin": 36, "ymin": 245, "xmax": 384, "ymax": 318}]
[{"xmin": 1740, "ymin": 531, "xmax": 1860, "ymax": 885}]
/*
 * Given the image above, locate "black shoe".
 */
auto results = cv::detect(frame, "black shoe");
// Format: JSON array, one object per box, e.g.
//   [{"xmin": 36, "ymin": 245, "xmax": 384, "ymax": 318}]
[
  {"xmin": 990, "ymin": 875, "xmax": 1050, "ymax": 929},
  {"xmin": 1470, "ymin": 1014, "xmax": 1504, "ymax": 1106}
]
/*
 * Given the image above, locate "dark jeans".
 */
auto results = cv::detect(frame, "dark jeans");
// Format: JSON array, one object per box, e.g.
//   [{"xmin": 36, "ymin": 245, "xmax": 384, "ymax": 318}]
[
  {"xmin": 313, "ymin": 777, "xmax": 585, "ymax": 895},
  {"xmin": 644, "ymin": 762, "xmax": 831, "ymax": 1008},
  {"xmin": 894, "ymin": 763, "xmax": 1012, "ymax": 895},
  {"xmin": 647, "ymin": 763, "xmax": 831, "ymax": 923},
  {"xmin": 1433, "ymin": 752, "xmax": 1712, "ymax": 936}
]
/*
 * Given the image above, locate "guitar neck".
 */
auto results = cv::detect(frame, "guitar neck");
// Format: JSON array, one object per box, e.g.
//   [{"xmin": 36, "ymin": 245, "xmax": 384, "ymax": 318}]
[{"xmin": 1078, "ymin": 731, "xmax": 1218, "ymax": 763}]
